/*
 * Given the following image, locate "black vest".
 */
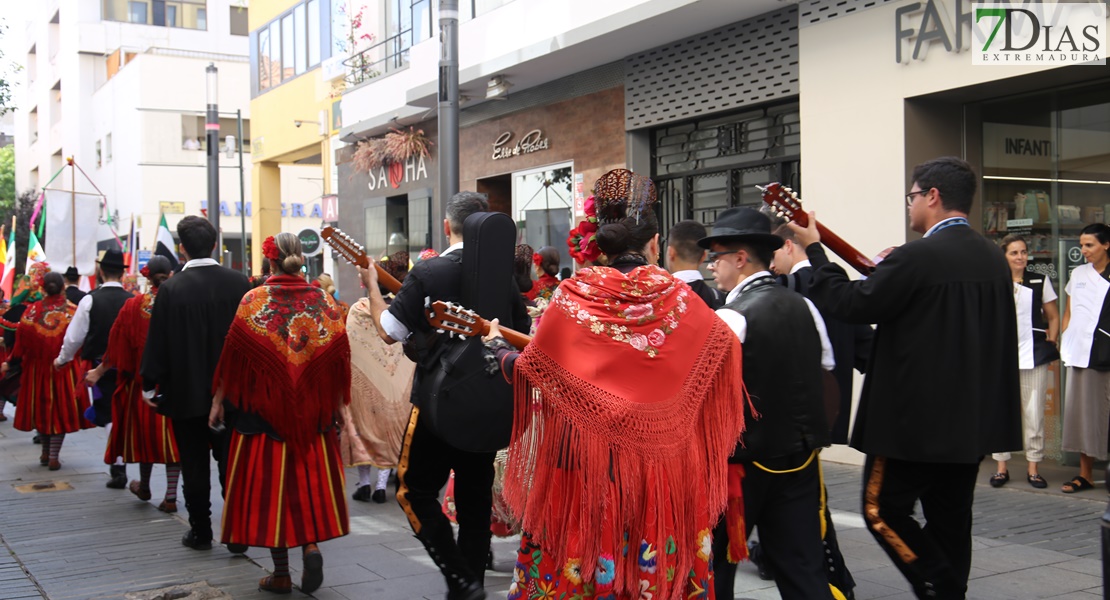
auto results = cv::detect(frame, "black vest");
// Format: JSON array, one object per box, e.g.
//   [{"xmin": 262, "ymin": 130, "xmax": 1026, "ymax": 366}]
[
  {"xmin": 687, "ymin": 278, "xmax": 724, "ymax": 309},
  {"xmin": 722, "ymin": 275, "xmax": 830, "ymax": 462},
  {"xmin": 1020, "ymin": 271, "xmax": 1060, "ymax": 366},
  {"xmin": 82, "ymin": 286, "xmax": 132, "ymax": 360}
]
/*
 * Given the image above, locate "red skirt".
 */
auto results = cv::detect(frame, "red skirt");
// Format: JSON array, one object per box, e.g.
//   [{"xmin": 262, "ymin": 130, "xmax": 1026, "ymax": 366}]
[
  {"xmin": 13, "ymin": 359, "xmax": 93, "ymax": 435},
  {"xmin": 221, "ymin": 429, "xmax": 349, "ymax": 548},
  {"xmin": 103, "ymin": 375, "xmax": 179, "ymax": 464}
]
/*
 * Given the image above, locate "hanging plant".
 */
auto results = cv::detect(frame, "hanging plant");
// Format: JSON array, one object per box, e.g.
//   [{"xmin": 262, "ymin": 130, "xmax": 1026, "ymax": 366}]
[{"xmin": 351, "ymin": 127, "xmax": 433, "ymax": 175}]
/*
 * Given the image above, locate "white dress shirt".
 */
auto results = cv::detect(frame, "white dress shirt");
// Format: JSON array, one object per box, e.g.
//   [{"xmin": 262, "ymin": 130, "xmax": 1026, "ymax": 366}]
[
  {"xmin": 182, "ymin": 257, "xmax": 220, "ymax": 270},
  {"xmin": 790, "ymin": 259, "xmax": 812, "ymax": 274},
  {"xmin": 672, "ymin": 269, "xmax": 705, "ymax": 284},
  {"xmin": 379, "ymin": 242, "xmax": 464, "ymax": 342},
  {"xmin": 715, "ymin": 271, "xmax": 835, "ymax": 370},
  {"xmin": 56, "ymin": 281, "xmax": 124, "ymax": 366}
]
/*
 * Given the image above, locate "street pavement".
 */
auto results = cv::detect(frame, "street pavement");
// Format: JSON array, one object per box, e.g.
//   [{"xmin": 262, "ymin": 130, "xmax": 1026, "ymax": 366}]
[{"xmin": 0, "ymin": 406, "xmax": 1105, "ymax": 600}]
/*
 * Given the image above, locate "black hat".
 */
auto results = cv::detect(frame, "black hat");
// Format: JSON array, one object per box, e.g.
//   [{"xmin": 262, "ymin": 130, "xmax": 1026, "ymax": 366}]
[
  {"xmin": 97, "ymin": 249, "xmax": 126, "ymax": 270},
  {"xmin": 697, "ymin": 207, "xmax": 784, "ymax": 251},
  {"xmin": 64, "ymin": 266, "xmax": 79, "ymax": 279}
]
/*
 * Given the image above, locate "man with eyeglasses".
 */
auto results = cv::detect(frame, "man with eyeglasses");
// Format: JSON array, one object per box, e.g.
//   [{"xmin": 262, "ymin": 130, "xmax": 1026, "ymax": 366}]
[
  {"xmin": 791, "ymin": 156, "xmax": 1020, "ymax": 600},
  {"xmin": 702, "ymin": 207, "xmax": 836, "ymax": 600}
]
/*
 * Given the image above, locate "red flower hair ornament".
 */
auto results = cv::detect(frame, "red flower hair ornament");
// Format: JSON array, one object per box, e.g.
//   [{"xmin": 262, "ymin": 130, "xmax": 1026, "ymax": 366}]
[
  {"xmin": 262, "ymin": 236, "xmax": 281, "ymax": 262},
  {"xmin": 532, "ymin": 252, "xmax": 543, "ymax": 267},
  {"xmin": 140, "ymin": 265, "xmax": 151, "ymax": 278},
  {"xmin": 566, "ymin": 195, "xmax": 601, "ymax": 264}
]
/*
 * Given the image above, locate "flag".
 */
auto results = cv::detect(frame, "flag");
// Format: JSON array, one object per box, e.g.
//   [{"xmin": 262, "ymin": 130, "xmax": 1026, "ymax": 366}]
[
  {"xmin": 26, "ymin": 231, "xmax": 46, "ymax": 271},
  {"xmin": 125, "ymin": 217, "xmax": 136, "ymax": 274},
  {"xmin": 0, "ymin": 226, "xmax": 7, "ymax": 299},
  {"xmin": 1, "ymin": 226, "xmax": 14, "ymax": 299},
  {"xmin": 156, "ymin": 214, "xmax": 179, "ymax": 268}
]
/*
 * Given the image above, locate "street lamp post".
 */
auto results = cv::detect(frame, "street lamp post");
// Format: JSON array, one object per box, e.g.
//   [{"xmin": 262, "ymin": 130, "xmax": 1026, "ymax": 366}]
[
  {"xmin": 237, "ymin": 110, "xmax": 246, "ymax": 273},
  {"xmin": 206, "ymin": 63, "xmax": 221, "ymax": 259},
  {"xmin": 438, "ymin": 0, "xmax": 459, "ymax": 203}
]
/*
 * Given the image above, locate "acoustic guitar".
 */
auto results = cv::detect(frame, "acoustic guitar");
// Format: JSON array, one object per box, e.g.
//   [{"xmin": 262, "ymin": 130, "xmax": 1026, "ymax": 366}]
[
  {"xmin": 758, "ymin": 183, "xmax": 876, "ymax": 276},
  {"xmin": 321, "ymin": 227, "xmax": 532, "ymax": 350}
]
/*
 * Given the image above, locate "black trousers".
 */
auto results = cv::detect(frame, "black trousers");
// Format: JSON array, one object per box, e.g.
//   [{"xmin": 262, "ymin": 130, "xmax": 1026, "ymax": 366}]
[
  {"xmin": 862, "ymin": 455, "xmax": 978, "ymax": 600},
  {"xmin": 171, "ymin": 415, "xmax": 230, "ymax": 540},
  {"xmin": 397, "ymin": 407, "xmax": 494, "ymax": 582},
  {"xmin": 713, "ymin": 452, "xmax": 833, "ymax": 600},
  {"xmin": 92, "ymin": 367, "xmax": 116, "ymax": 427}
]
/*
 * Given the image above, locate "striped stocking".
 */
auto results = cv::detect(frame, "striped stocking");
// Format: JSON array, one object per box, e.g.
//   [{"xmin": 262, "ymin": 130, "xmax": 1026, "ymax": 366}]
[
  {"xmin": 271, "ymin": 548, "xmax": 290, "ymax": 578},
  {"xmin": 139, "ymin": 463, "xmax": 153, "ymax": 489},
  {"xmin": 165, "ymin": 464, "xmax": 181, "ymax": 502},
  {"xmin": 49, "ymin": 434, "xmax": 64, "ymax": 461}
]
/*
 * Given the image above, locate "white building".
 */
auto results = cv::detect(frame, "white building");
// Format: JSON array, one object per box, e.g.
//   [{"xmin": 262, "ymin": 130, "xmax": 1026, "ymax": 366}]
[{"xmin": 13, "ymin": 0, "xmax": 334, "ymax": 275}]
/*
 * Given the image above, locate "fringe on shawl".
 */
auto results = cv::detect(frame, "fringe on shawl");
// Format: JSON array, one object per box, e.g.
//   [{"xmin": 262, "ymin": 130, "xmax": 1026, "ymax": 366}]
[
  {"xmin": 213, "ymin": 318, "xmax": 351, "ymax": 451},
  {"xmin": 503, "ymin": 317, "xmax": 747, "ymax": 600}
]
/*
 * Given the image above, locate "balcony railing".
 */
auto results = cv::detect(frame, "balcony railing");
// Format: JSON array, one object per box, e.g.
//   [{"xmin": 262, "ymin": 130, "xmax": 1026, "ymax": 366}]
[{"xmin": 341, "ymin": 28, "xmax": 412, "ymax": 86}]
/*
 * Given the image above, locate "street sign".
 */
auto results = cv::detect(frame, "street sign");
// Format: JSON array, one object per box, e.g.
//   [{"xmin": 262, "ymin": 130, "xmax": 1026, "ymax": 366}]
[
  {"xmin": 159, "ymin": 201, "xmax": 185, "ymax": 214},
  {"xmin": 299, "ymin": 228, "xmax": 323, "ymax": 257}
]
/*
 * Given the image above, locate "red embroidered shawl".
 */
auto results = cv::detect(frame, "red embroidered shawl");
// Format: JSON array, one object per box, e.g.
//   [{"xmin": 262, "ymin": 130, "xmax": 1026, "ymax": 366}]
[
  {"xmin": 503, "ymin": 264, "xmax": 747, "ymax": 598},
  {"xmin": 213, "ymin": 274, "xmax": 351, "ymax": 448},
  {"xmin": 13, "ymin": 295, "xmax": 75, "ymax": 361},
  {"xmin": 103, "ymin": 289, "xmax": 156, "ymax": 376}
]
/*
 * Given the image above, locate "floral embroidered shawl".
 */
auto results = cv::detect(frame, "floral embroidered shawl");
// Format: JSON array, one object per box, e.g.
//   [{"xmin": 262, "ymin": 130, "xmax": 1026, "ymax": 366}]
[
  {"xmin": 213, "ymin": 274, "xmax": 351, "ymax": 449},
  {"xmin": 503, "ymin": 264, "xmax": 747, "ymax": 600}
]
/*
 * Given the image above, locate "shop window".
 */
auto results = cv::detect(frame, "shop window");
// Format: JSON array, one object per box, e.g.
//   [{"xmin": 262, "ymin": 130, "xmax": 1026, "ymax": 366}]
[
  {"xmin": 511, "ymin": 164, "xmax": 574, "ymax": 274},
  {"xmin": 230, "ymin": 6, "xmax": 248, "ymax": 36}
]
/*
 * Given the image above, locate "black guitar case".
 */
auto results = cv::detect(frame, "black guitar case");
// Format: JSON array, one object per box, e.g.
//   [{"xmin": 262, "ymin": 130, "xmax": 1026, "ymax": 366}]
[{"xmin": 417, "ymin": 211, "xmax": 517, "ymax": 453}]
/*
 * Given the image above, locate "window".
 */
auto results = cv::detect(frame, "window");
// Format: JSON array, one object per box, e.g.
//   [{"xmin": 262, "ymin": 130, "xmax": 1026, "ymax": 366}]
[
  {"xmin": 269, "ymin": 20, "xmax": 282, "ymax": 83},
  {"xmin": 294, "ymin": 4, "xmax": 307, "ymax": 75},
  {"xmin": 230, "ymin": 6, "xmax": 248, "ymax": 36},
  {"xmin": 307, "ymin": 0, "xmax": 320, "ymax": 66},
  {"xmin": 282, "ymin": 14, "xmax": 295, "ymax": 81},
  {"xmin": 182, "ymin": 115, "xmax": 251, "ymax": 151},
  {"xmin": 103, "ymin": 0, "xmax": 206, "ymax": 30},
  {"xmin": 106, "ymin": 134, "xmax": 113, "ymax": 163},
  {"xmin": 129, "ymin": 1, "xmax": 149, "ymax": 24},
  {"xmin": 96, "ymin": 140, "xmax": 103, "ymax": 168},
  {"xmin": 258, "ymin": 27, "xmax": 272, "ymax": 91}
]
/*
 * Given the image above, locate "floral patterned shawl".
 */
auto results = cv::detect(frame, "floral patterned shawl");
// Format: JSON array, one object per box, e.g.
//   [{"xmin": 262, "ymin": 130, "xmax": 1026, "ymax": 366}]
[{"xmin": 503, "ymin": 264, "xmax": 747, "ymax": 600}]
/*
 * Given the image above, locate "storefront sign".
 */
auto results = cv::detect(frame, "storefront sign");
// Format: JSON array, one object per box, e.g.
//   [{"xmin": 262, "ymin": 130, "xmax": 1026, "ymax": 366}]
[
  {"xmin": 299, "ymin": 228, "xmax": 323, "ymax": 257},
  {"xmin": 895, "ymin": 0, "xmax": 975, "ymax": 63},
  {"xmin": 160, "ymin": 201, "xmax": 185, "ymax": 214},
  {"xmin": 200, "ymin": 201, "xmax": 325, "ymax": 219},
  {"xmin": 367, "ymin": 155, "xmax": 430, "ymax": 191},
  {"xmin": 322, "ymin": 194, "xmax": 339, "ymax": 221},
  {"xmin": 492, "ymin": 129, "xmax": 551, "ymax": 160},
  {"xmin": 574, "ymin": 173, "xmax": 585, "ymax": 217}
]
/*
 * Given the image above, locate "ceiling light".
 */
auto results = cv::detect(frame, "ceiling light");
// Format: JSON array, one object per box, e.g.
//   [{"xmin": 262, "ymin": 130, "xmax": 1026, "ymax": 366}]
[{"xmin": 486, "ymin": 75, "xmax": 513, "ymax": 99}]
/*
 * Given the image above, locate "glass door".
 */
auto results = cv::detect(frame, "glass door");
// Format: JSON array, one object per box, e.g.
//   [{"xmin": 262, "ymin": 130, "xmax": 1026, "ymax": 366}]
[{"xmin": 512, "ymin": 162, "xmax": 574, "ymax": 274}]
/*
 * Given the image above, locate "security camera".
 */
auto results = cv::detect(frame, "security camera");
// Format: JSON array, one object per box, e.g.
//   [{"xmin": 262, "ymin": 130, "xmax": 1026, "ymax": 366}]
[{"xmin": 294, "ymin": 120, "xmax": 303, "ymax": 128}]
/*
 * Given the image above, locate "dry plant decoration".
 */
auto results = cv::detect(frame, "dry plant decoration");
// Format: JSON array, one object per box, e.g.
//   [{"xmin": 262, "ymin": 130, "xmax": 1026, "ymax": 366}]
[{"xmin": 352, "ymin": 127, "xmax": 433, "ymax": 174}]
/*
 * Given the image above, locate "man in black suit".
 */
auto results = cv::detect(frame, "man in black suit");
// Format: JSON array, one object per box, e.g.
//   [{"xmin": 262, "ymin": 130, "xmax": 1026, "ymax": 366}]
[
  {"xmin": 63, "ymin": 267, "xmax": 86, "ymax": 306},
  {"xmin": 55, "ymin": 250, "xmax": 133, "ymax": 488},
  {"xmin": 140, "ymin": 216, "xmax": 251, "ymax": 552},
  {"xmin": 795, "ymin": 157, "xmax": 1021, "ymax": 599},
  {"xmin": 665, "ymin": 220, "xmax": 723, "ymax": 309}
]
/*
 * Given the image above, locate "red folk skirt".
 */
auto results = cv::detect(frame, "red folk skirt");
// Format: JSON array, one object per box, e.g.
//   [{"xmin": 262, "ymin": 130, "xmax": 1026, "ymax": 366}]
[
  {"xmin": 103, "ymin": 374, "xmax": 179, "ymax": 464},
  {"xmin": 221, "ymin": 429, "xmax": 349, "ymax": 549},
  {"xmin": 13, "ymin": 358, "xmax": 93, "ymax": 435}
]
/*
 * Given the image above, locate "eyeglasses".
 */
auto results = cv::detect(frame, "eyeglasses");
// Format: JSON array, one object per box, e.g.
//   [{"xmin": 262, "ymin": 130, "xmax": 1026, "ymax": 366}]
[
  {"xmin": 704, "ymin": 250, "xmax": 737, "ymax": 265},
  {"xmin": 905, "ymin": 189, "xmax": 929, "ymax": 207}
]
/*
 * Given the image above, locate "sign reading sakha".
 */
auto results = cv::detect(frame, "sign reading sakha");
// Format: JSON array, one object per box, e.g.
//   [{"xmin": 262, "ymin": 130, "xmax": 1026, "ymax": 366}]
[{"xmin": 973, "ymin": 2, "xmax": 1106, "ymax": 66}]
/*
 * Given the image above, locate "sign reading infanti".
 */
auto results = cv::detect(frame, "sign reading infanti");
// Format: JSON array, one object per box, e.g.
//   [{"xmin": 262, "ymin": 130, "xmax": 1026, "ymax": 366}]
[{"xmin": 973, "ymin": 2, "xmax": 1106, "ymax": 65}]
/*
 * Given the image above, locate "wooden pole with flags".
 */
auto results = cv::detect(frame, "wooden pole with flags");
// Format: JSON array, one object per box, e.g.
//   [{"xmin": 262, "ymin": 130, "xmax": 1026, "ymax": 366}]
[{"xmin": 69, "ymin": 157, "xmax": 76, "ymax": 270}]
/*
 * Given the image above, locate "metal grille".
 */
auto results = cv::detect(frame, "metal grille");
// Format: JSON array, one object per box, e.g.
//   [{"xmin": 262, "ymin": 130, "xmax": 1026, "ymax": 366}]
[
  {"xmin": 798, "ymin": 0, "xmax": 900, "ymax": 27},
  {"xmin": 460, "ymin": 62, "xmax": 624, "ymax": 128},
  {"xmin": 624, "ymin": 6, "xmax": 798, "ymax": 130},
  {"xmin": 653, "ymin": 103, "xmax": 800, "ymax": 176}
]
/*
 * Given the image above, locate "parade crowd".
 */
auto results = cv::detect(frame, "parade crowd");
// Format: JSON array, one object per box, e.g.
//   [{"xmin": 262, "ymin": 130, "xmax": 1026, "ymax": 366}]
[{"xmin": 0, "ymin": 156, "xmax": 1104, "ymax": 600}]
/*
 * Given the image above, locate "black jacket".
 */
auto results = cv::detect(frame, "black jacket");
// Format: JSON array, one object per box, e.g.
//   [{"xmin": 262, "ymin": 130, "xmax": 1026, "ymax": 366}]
[
  {"xmin": 777, "ymin": 267, "xmax": 874, "ymax": 443},
  {"xmin": 140, "ymin": 263, "xmax": 251, "ymax": 420},
  {"xmin": 82, "ymin": 286, "xmax": 133, "ymax": 361},
  {"xmin": 65, "ymin": 286, "xmax": 86, "ymax": 306},
  {"xmin": 806, "ymin": 224, "xmax": 1022, "ymax": 463},
  {"xmin": 722, "ymin": 275, "xmax": 830, "ymax": 462}
]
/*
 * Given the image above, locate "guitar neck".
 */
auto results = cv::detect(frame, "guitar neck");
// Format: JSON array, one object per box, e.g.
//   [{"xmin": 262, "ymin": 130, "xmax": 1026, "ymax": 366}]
[
  {"xmin": 476, "ymin": 318, "xmax": 532, "ymax": 350},
  {"xmin": 812, "ymin": 222, "xmax": 875, "ymax": 276}
]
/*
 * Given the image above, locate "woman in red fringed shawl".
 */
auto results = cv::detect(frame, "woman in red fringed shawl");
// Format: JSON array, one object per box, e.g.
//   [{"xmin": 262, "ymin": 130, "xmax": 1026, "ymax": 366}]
[
  {"xmin": 0, "ymin": 274, "xmax": 42, "ymax": 421},
  {"xmin": 484, "ymin": 169, "xmax": 749, "ymax": 600},
  {"xmin": 3, "ymin": 267, "xmax": 93, "ymax": 470},
  {"xmin": 209, "ymin": 232, "xmax": 351, "ymax": 596},
  {"xmin": 87, "ymin": 256, "xmax": 181, "ymax": 512}
]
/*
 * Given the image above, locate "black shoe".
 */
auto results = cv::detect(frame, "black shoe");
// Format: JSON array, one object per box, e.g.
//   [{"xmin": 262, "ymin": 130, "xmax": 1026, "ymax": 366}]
[
  {"xmin": 749, "ymin": 540, "xmax": 774, "ymax": 581},
  {"xmin": 106, "ymin": 465, "xmax": 128, "ymax": 489},
  {"xmin": 181, "ymin": 530, "xmax": 213, "ymax": 551},
  {"xmin": 32, "ymin": 434, "xmax": 41, "ymax": 444},
  {"xmin": 226, "ymin": 543, "xmax": 249, "ymax": 554},
  {"xmin": 447, "ymin": 581, "xmax": 486, "ymax": 600},
  {"xmin": 352, "ymin": 484, "xmax": 372, "ymax": 502},
  {"xmin": 372, "ymin": 488, "xmax": 387, "ymax": 504}
]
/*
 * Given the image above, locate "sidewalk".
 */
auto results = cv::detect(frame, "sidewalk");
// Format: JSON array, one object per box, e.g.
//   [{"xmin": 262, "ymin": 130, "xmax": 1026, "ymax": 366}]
[{"xmin": 0, "ymin": 406, "xmax": 1104, "ymax": 600}]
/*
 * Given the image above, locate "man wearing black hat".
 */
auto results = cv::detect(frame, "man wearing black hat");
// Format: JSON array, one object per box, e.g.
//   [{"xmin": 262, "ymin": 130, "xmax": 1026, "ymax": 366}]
[
  {"xmin": 63, "ymin": 267, "xmax": 86, "ymax": 306},
  {"xmin": 55, "ymin": 249, "xmax": 134, "ymax": 488},
  {"xmin": 700, "ymin": 207, "xmax": 835, "ymax": 600}
]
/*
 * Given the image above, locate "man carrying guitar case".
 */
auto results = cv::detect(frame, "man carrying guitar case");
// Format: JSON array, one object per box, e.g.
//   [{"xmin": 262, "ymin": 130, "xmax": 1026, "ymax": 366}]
[{"xmin": 361, "ymin": 191, "xmax": 529, "ymax": 600}]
